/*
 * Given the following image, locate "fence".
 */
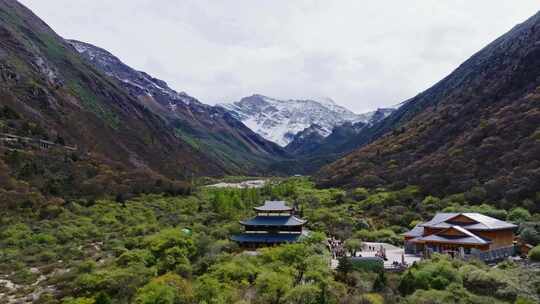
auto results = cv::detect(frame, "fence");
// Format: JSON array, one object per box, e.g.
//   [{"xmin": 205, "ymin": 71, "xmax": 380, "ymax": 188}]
[
  {"xmin": 0, "ymin": 133, "xmax": 76, "ymax": 151},
  {"xmin": 466, "ymin": 246, "xmax": 516, "ymax": 263}
]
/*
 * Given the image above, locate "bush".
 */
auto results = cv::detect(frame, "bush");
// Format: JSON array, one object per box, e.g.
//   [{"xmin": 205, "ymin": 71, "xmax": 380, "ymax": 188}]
[
  {"xmin": 350, "ymin": 258, "xmax": 384, "ymax": 273},
  {"xmin": 529, "ymin": 245, "xmax": 540, "ymax": 262},
  {"xmin": 461, "ymin": 268, "xmax": 504, "ymax": 294},
  {"xmin": 352, "ymin": 188, "xmax": 369, "ymax": 201},
  {"xmin": 520, "ymin": 226, "xmax": 540, "ymax": 246},
  {"xmin": 284, "ymin": 284, "xmax": 320, "ymax": 304},
  {"xmin": 62, "ymin": 298, "xmax": 95, "ymax": 304},
  {"xmin": 135, "ymin": 274, "xmax": 193, "ymax": 304},
  {"xmin": 464, "ymin": 186, "xmax": 487, "ymax": 204},
  {"xmin": 354, "ymin": 229, "xmax": 400, "ymax": 245},
  {"xmin": 507, "ymin": 207, "xmax": 531, "ymax": 223},
  {"xmin": 135, "ymin": 281, "xmax": 176, "ymax": 304},
  {"xmin": 398, "ymin": 255, "xmax": 461, "ymax": 296}
]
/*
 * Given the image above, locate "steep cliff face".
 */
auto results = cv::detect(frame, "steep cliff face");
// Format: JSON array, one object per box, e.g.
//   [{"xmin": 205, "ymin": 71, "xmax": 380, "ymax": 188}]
[
  {"xmin": 284, "ymin": 124, "xmax": 326, "ymax": 155},
  {"xmin": 316, "ymin": 11, "xmax": 540, "ymax": 204}
]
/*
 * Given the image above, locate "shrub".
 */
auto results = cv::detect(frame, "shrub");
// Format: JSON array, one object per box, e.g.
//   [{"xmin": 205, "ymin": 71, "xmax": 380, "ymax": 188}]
[
  {"xmin": 62, "ymin": 298, "xmax": 95, "ymax": 304},
  {"xmin": 520, "ymin": 227, "xmax": 540, "ymax": 246},
  {"xmin": 194, "ymin": 275, "xmax": 233, "ymax": 304},
  {"xmin": 464, "ymin": 186, "xmax": 487, "ymax": 204},
  {"xmin": 372, "ymin": 271, "xmax": 387, "ymax": 292},
  {"xmin": 352, "ymin": 187, "xmax": 369, "ymax": 201},
  {"xmin": 461, "ymin": 268, "xmax": 504, "ymax": 294},
  {"xmin": 284, "ymin": 284, "xmax": 321, "ymax": 304},
  {"xmin": 398, "ymin": 255, "xmax": 461, "ymax": 296},
  {"xmin": 135, "ymin": 281, "xmax": 176, "ymax": 304},
  {"xmin": 255, "ymin": 271, "xmax": 293, "ymax": 304},
  {"xmin": 135, "ymin": 274, "xmax": 193, "ymax": 304},
  {"xmin": 354, "ymin": 229, "xmax": 400, "ymax": 245},
  {"xmin": 337, "ymin": 256, "xmax": 353, "ymax": 275},
  {"xmin": 507, "ymin": 207, "xmax": 531, "ymax": 223},
  {"xmin": 344, "ymin": 239, "xmax": 362, "ymax": 256},
  {"xmin": 116, "ymin": 249, "xmax": 156, "ymax": 267},
  {"xmin": 529, "ymin": 245, "xmax": 540, "ymax": 262},
  {"xmin": 350, "ymin": 258, "xmax": 384, "ymax": 273}
]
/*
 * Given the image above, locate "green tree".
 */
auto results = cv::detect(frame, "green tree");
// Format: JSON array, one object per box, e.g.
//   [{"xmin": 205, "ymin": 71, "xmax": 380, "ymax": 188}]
[
  {"xmin": 62, "ymin": 298, "xmax": 95, "ymax": 304},
  {"xmin": 94, "ymin": 293, "xmax": 111, "ymax": 304},
  {"xmin": 372, "ymin": 271, "xmax": 387, "ymax": 292},
  {"xmin": 255, "ymin": 271, "xmax": 293, "ymax": 304},
  {"xmin": 284, "ymin": 284, "xmax": 320, "ymax": 304},
  {"xmin": 529, "ymin": 245, "xmax": 540, "ymax": 262},
  {"xmin": 135, "ymin": 281, "xmax": 176, "ymax": 304},
  {"xmin": 194, "ymin": 275, "xmax": 232, "ymax": 304},
  {"xmin": 507, "ymin": 207, "xmax": 531, "ymax": 223},
  {"xmin": 344, "ymin": 239, "xmax": 362, "ymax": 256},
  {"xmin": 519, "ymin": 227, "xmax": 540, "ymax": 246},
  {"xmin": 336, "ymin": 257, "xmax": 352, "ymax": 275}
]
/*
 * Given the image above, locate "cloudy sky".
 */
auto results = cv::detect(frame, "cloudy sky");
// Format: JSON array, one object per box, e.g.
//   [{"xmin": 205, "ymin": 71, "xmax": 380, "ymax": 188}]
[{"xmin": 19, "ymin": 1, "xmax": 540, "ymax": 113}]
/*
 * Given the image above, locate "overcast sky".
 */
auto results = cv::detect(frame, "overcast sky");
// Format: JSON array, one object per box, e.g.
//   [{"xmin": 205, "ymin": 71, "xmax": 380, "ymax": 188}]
[{"xmin": 19, "ymin": 1, "xmax": 540, "ymax": 113}]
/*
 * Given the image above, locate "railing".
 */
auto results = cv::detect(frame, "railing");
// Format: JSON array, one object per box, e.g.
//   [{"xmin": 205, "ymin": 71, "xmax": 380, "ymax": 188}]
[
  {"xmin": 466, "ymin": 246, "xmax": 516, "ymax": 262},
  {"xmin": 0, "ymin": 132, "xmax": 76, "ymax": 151}
]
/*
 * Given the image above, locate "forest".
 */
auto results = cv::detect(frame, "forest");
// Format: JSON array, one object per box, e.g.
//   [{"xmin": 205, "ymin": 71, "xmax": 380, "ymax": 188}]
[{"xmin": 1, "ymin": 177, "xmax": 539, "ymax": 304}]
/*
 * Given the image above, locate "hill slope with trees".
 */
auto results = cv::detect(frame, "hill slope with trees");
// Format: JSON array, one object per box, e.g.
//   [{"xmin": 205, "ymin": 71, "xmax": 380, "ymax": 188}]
[{"xmin": 316, "ymin": 11, "xmax": 540, "ymax": 211}]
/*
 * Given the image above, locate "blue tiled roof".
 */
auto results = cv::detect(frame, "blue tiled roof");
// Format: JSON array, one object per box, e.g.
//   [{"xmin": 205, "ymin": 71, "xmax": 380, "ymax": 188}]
[
  {"xmin": 231, "ymin": 233, "xmax": 302, "ymax": 243},
  {"xmin": 254, "ymin": 201, "xmax": 293, "ymax": 212},
  {"xmin": 240, "ymin": 215, "xmax": 306, "ymax": 226},
  {"xmin": 403, "ymin": 225, "xmax": 424, "ymax": 237}
]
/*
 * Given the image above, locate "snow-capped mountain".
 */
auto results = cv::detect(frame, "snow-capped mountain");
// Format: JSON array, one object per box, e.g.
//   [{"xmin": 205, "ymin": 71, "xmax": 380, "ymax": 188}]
[
  {"xmin": 284, "ymin": 124, "xmax": 327, "ymax": 155},
  {"xmin": 220, "ymin": 94, "xmax": 391, "ymax": 146},
  {"xmin": 69, "ymin": 40, "xmax": 288, "ymax": 173},
  {"xmin": 69, "ymin": 40, "xmax": 198, "ymax": 111}
]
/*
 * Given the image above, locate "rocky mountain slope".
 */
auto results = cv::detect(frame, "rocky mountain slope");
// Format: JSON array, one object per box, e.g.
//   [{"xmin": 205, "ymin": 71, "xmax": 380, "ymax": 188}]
[
  {"xmin": 0, "ymin": 0, "xmax": 229, "ymax": 178},
  {"xmin": 220, "ymin": 94, "xmax": 392, "ymax": 146},
  {"xmin": 0, "ymin": 0, "xmax": 292, "ymax": 207},
  {"xmin": 316, "ymin": 11, "xmax": 540, "ymax": 206},
  {"xmin": 285, "ymin": 108, "xmax": 395, "ymax": 156},
  {"xmin": 284, "ymin": 124, "xmax": 326, "ymax": 155},
  {"xmin": 68, "ymin": 40, "xmax": 288, "ymax": 174}
]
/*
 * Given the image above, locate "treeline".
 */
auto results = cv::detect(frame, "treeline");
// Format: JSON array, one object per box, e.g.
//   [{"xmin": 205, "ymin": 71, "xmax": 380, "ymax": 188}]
[{"xmin": 0, "ymin": 148, "xmax": 192, "ymax": 211}]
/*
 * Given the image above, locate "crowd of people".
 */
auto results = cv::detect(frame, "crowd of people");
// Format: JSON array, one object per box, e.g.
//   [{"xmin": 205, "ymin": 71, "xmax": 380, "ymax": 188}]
[{"xmin": 328, "ymin": 236, "xmax": 345, "ymax": 258}]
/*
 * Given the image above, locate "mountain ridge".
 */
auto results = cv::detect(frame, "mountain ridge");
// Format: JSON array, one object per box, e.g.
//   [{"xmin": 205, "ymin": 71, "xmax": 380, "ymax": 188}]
[
  {"xmin": 316, "ymin": 10, "xmax": 540, "ymax": 205},
  {"xmin": 67, "ymin": 39, "xmax": 289, "ymax": 174},
  {"xmin": 219, "ymin": 94, "xmax": 390, "ymax": 146}
]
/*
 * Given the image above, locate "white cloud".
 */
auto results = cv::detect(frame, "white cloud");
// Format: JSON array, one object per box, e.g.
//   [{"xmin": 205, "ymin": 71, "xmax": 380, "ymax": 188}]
[{"xmin": 18, "ymin": 0, "xmax": 540, "ymax": 112}]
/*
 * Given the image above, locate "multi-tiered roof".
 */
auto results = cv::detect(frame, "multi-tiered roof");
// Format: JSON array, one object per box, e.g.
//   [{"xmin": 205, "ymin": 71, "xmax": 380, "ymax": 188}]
[
  {"xmin": 404, "ymin": 213, "xmax": 517, "ymax": 254},
  {"xmin": 232, "ymin": 201, "xmax": 307, "ymax": 246}
]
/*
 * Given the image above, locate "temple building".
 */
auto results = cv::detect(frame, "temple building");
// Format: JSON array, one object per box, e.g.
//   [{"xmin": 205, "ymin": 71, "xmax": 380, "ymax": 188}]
[
  {"xmin": 404, "ymin": 213, "xmax": 517, "ymax": 260},
  {"xmin": 231, "ymin": 200, "xmax": 307, "ymax": 247}
]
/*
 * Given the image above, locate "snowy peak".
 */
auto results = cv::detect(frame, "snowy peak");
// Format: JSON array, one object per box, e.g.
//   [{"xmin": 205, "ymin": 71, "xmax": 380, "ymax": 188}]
[
  {"xmin": 68, "ymin": 40, "xmax": 199, "ymax": 110},
  {"xmin": 220, "ymin": 95, "xmax": 395, "ymax": 146},
  {"xmin": 357, "ymin": 108, "xmax": 395, "ymax": 125},
  {"xmin": 220, "ymin": 94, "xmax": 364, "ymax": 146}
]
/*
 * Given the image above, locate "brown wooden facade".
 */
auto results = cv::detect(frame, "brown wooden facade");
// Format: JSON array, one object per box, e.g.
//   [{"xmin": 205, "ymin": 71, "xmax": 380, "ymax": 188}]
[{"xmin": 404, "ymin": 213, "xmax": 517, "ymax": 256}]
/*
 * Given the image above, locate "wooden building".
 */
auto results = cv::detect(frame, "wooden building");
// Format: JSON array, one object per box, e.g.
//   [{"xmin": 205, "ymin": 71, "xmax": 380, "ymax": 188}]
[
  {"xmin": 404, "ymin": 213, "xmax": 517, "ymax": 258},
  {"xmin": 231, "ymin": 200, "xmax": 307, "ymax": 247}
]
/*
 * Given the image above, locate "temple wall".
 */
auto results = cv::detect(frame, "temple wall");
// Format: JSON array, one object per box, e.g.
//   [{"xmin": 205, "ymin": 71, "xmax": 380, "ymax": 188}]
[{"xmin": 475, "ymin": 229, "xmax": 514, "ymax": 249}]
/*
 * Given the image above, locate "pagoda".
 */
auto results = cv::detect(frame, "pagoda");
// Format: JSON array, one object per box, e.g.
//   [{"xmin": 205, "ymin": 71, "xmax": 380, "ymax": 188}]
[{"xmin": 232, "ymin": 200, "xmax": 307, "ymax": 247}]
